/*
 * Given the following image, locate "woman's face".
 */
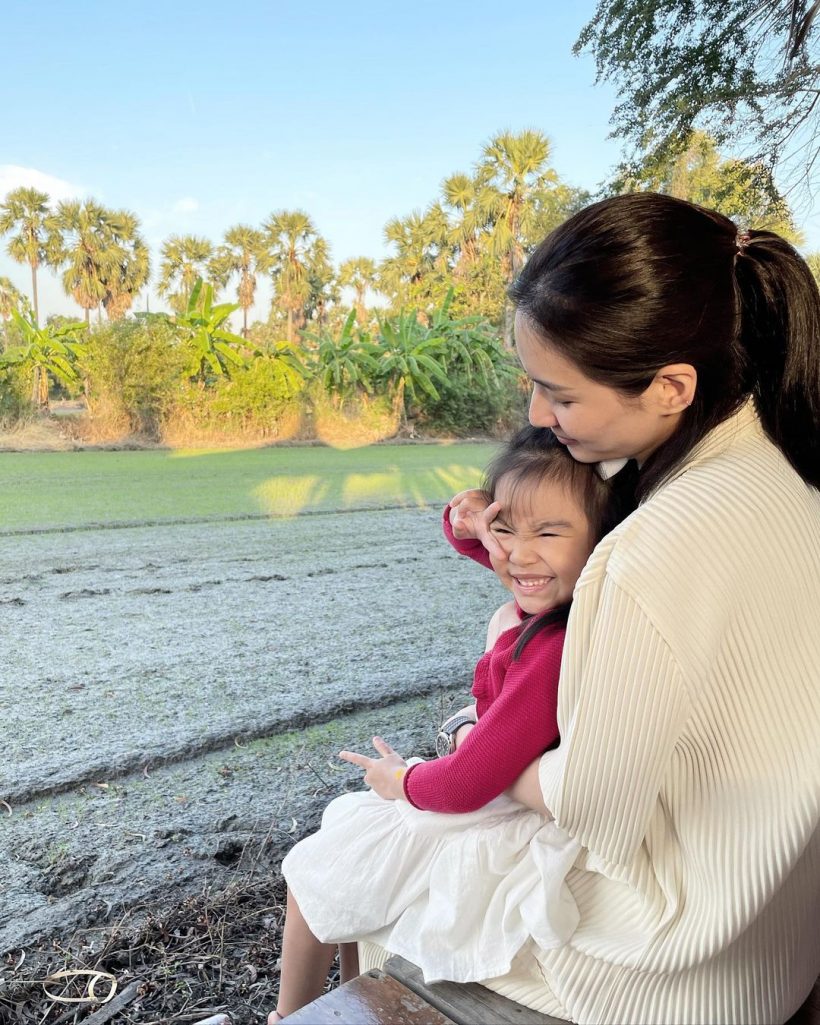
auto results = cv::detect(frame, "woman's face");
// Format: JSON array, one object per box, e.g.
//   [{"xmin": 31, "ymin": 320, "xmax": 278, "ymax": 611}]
[{"xmin": 515, "ymin": 313, "xmax": 680, "ymax": 466}]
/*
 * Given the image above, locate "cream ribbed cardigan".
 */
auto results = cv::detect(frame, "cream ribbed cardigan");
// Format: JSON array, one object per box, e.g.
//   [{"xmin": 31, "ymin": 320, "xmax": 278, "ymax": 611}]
[{"xmin": 361, "ymin": 403, "xmax": 820, "ymax": 1024}]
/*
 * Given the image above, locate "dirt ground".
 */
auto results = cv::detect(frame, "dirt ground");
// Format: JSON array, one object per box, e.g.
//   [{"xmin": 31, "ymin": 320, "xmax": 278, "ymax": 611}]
[{"xmin": 0, "ymin": 504, "xmax": 505, "ymax": 1023}]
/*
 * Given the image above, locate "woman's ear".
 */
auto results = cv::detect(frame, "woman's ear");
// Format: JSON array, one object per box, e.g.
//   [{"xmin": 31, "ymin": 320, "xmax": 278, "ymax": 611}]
[{"xmin": 650, "ymin": 364, "xmax": 697, "ymax": 415}]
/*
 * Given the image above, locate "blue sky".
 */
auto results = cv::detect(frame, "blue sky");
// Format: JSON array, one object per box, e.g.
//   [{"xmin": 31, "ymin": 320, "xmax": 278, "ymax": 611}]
[{"xmin": 2, "ymin": 0, "xmax": 818, "ymax": 321}]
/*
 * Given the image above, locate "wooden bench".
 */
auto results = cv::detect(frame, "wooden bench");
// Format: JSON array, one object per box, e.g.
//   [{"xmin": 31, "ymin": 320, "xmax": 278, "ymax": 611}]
[{"xmin": 281, "ymin": 959, "xmax": 820, "ymax": 1025}]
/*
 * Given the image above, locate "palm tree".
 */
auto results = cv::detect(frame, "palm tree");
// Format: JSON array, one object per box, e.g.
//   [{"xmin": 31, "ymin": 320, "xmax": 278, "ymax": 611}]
[
  {"xmin": 158, "ymin": 235, "xmax": 213, "ymax": 313},
  {"xmin": 100, "ymin": 211, "xmax": 150, "ymax": 320},
  {"xmin": 304, "ymin": 236, "xmax": 337, "ymax": 329},
  {"xmin": 338, "ymin": 257, "xmax": 377, "ymax": 324},
  {"xmin": 210, "ymin": 225, "xmax": 269, "ymax": 336},
  {"xmin": 379, "ymin": 207, "xmax": 451, "ymax": 313},
  {"xmin": 0, "ymin": 276, "xmax": 26, "ymax": 322},
  {"xmin": 263, "ymin": 210, "xmax": 325, "ymax": 343},
  {"xmin": 0, "ymin": 187, "xmax": 53, "ymax": 327},
  {"xmin": 49, "ymin": 200, "xmax": 130, "ymax": 324},
  {"xmin": 475, "ymin": 130, "xmax": 559, "ymax": 346},
  {"xmin": 441, "ymin": 173, "xmax": 486, "ymax": 276}
]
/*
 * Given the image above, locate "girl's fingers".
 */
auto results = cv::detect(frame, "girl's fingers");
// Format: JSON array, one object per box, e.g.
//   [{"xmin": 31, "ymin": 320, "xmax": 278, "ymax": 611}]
[
  {"xmin": 339, "ymin": 750, "xmax": 371, "ymax": 768},
  {"xmin": 478, "ymin": 502, "xmax": 505, "ymax": 559},
  {"xmin": 371, "ymin": 736, "xmax": 395, "ymax": 757}
]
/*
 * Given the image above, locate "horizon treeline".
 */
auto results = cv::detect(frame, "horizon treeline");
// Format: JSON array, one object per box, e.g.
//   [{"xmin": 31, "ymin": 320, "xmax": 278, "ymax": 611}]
[
  {"xmin": 1, "ymin": 129, "xmax": 813, "ymax": 342},
  {"xmin": 1, "ymin": 129, "xmax": 818, "ymax": 449}
]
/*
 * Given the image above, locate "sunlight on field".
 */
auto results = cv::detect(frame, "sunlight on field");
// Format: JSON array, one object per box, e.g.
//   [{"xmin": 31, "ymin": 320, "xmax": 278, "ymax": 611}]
[
  {"xmin": 342, "ymin": 470, "xmax": 406, "ymax": 506},
  {"xmin": 0, "ymin": 444, "xmax": 498, "ymax": 531},
  {"xmin": 252, "ymin": 475, "xmax": 329, "ymax": 516}
]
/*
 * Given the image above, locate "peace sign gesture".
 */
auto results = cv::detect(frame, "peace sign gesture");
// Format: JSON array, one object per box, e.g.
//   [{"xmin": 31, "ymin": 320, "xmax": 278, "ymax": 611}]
[{"xmin": 339, "ymin": 736, "xmax": 408, "ymax": 802}]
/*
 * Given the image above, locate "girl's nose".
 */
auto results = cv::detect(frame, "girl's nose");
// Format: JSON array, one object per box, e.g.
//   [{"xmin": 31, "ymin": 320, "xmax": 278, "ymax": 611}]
[
  {"xmin": 529, "ymin": 389, "xmax": 558, "ymax": 429},
  {"xmin": 507, "ymin": 536, "xmax": 537, "ymax": 565}
]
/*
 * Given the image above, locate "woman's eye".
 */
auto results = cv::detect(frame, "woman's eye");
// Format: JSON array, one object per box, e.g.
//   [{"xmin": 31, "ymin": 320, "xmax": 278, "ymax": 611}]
[{"xmin": 491, "ymin": 525, "xmax": 512, "ymax": 534}]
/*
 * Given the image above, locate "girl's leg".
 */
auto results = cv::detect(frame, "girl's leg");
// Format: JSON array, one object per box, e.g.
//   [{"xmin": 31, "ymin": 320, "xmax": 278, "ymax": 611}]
[
  {"xmin": 269, "ymin": 886, "xmax": 337, "ymax": 1022},
  {"xmin": 339, "ymin": 941, "xmax": 360, "ymax": 983}
]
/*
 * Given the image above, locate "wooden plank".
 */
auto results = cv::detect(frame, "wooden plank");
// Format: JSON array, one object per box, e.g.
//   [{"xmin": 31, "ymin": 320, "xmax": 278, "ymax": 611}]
[
  {"xmin": 284, "ymin": 969, "xmax": 457, "ymax": 1024},
  {"xmin": 385, "ymin": 955, "xmax": 568, "ymax": 1025}
]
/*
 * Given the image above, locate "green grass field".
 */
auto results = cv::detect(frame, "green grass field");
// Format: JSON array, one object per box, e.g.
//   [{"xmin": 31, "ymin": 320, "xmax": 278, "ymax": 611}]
[{"xmin": 0, "ymin": 442, "xmax": 500, "ymax": 532}]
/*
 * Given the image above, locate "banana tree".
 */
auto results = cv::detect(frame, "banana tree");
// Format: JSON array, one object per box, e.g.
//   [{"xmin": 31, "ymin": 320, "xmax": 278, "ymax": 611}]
[
  {"xmin": 1, "ymin": 309, "xmax": 86, "ymax": 407},
  {"xmin": 303, "ymin": 309, "xmax": 382, "ymax": 400},
  {"xmin": 373, "ymin": 309, "xmax": 451, "ymax": 423},
  {"xmin": 171, "ymin": 278, "xmax": 248, "ymax": 383}
]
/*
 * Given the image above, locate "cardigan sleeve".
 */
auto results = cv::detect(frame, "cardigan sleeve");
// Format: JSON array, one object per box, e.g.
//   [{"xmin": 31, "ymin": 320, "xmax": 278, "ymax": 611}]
[
  {"xmin": 442, "ymin": 504, "xmax": 493, "ymax": 570},
  {"xmin": 404, "ymin": 625, "xmax": 563, "ymax": 813},
  {"xmin": 539, "ymin": 580, "xmax": 691, "ymax": 868}
]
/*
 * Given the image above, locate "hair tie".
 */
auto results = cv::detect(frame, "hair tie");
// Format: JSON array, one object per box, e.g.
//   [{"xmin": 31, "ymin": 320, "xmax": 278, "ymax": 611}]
[{"xmin": 736, "ymin": 231, "xmax": 751, "ymax": 255}]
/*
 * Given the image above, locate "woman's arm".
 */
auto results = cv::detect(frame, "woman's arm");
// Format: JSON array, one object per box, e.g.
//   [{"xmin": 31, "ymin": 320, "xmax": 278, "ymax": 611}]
[{"xmin": 505, "ymin": 757, "xmax": 548, "ymax": 814}]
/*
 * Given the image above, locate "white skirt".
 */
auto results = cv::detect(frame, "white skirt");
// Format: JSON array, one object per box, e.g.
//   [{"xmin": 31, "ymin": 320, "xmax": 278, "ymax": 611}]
[{"xmin": 282, "ymin": 769, "xmax": 580, "ymax": 984}]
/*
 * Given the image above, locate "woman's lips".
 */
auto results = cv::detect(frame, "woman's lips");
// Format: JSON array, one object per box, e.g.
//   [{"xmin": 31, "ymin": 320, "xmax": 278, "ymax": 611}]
[{"xmin": 553, "ymin": 433, "xmax": 578, "ymax": 445}]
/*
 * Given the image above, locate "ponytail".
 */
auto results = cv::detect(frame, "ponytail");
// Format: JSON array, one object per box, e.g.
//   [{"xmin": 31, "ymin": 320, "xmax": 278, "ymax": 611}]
[{"xmin": 735, "ymin": 234, "xmax": 820, "ymax": 488}]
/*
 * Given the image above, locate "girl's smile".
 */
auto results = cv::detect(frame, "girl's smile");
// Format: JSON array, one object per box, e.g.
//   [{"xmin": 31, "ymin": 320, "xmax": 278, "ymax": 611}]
[{"xmin": 488, "ymin": 473, "xmax": 595, "ymax": 615}]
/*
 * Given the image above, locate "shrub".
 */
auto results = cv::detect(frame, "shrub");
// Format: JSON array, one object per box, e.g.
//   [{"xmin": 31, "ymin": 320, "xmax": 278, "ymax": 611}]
[
  {"xmin": 164, "ymin": 356, "xmax": 305, "ymax": 445},
  {"xmin": 0, "ymin": 365, "xmax": 34, "ymax": 427},
  {"xmin": 310, "ymin": 382, "xmax": 400, "ymax": 448},
  {"xmin": 82, "ymin": 319, "xmax": 185, "ymax": 440},
  {"xmin": 415, "ymin": 368, "xmax": 527, "ymax": 437}
]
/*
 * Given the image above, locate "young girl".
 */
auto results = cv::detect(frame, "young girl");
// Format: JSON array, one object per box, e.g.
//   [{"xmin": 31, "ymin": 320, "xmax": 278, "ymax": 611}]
[{"xmin": 268, "ymin": 427, "xmax": 634, "ymax": 1021}]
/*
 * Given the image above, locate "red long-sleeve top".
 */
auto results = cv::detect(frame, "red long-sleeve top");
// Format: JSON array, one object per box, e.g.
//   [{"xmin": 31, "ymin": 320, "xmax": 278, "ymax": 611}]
[{"xmin": 401, "ymin": 506, "xmax": 563, "ymax": 814}]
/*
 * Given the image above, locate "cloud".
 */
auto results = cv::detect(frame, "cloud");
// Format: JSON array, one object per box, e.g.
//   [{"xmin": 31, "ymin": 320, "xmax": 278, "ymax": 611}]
[
  {"xmin": 0, "ymin": 165, "xmax": 86, "ymax": 205},
  {"xmin": 173, "ymin": 197, "xmax": 199, "ymax": 213}
]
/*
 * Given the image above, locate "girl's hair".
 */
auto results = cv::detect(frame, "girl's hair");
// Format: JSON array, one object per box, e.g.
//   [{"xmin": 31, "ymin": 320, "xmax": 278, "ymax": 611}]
[
  {"xmin": 509, "ymin": 192, "xmax": 820, "ymax": 497},
  {"xmin": 482, "ymin": 425, "xmax": 637, "ymax": 658}
]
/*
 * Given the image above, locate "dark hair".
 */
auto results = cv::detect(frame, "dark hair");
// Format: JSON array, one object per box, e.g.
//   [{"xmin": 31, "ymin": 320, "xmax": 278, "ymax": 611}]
[
  {"xmin": 481, "ymin": 425, "xmax": 637, "ymax": 658},
  {"xmin": 509, "ymin": 192, "xmax": 820, "ymax": 496}
]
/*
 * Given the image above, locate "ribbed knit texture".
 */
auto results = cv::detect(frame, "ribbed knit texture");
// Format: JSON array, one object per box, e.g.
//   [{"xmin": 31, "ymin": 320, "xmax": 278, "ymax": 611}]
[
  {"xmin": 404, "ymin": 620, "xmax": 564, "ymax": 813},
  {"xmin": 475, "ymin": 403, "xmax": 820, "ymax": 1024}
]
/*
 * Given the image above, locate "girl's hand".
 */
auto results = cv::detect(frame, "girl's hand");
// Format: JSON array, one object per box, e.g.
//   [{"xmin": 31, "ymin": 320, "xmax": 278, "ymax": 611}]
[
  {"xmin": 339, "ymin": 736, "xmax": 408, "ymax": 801},
  {"xmin": 449, "ymin": 491, "xmax": 504, "ymax": 559}
]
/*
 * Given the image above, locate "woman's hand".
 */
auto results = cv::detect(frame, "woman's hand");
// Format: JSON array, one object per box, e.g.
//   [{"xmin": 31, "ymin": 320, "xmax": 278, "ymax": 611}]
[
  {"xmin": 449, "ymin": 490, "xmax": 504, "ymax": 558},
  {"xmin": 339, "ymin": 736, "xmax": 408, "ymax": 801}
]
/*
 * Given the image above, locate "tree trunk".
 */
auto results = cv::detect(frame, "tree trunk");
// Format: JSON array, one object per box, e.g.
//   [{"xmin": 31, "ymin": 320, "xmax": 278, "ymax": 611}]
[
  {"xmin": 31, "ymin": 264, "xmax": 39, "ymax": 328},
  {"xmin": 287, "ymin": 308, "xmax": 293, "ymax": 344},
  {"xmin": 242, "ymin": 305, "xmax": 248, "ymax": 338}
]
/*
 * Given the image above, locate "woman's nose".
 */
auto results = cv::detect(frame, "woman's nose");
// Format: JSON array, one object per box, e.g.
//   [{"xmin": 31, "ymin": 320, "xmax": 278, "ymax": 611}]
[{"xmin": 529, "ymin": 389, "xmax": 558, "ymax": 428}]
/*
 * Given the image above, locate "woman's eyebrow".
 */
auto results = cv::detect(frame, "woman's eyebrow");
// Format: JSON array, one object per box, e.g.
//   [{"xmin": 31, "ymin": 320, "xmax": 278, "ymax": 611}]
[{"xmin": 531, "ymin": 375, "xmax": 574, "ymax": 394}]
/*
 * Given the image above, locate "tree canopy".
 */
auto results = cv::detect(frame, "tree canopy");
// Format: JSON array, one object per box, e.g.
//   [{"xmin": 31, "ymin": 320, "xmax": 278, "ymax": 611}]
[{"xmin": 576, "ymin": 1, "xmax": 820, "ymax": 186}]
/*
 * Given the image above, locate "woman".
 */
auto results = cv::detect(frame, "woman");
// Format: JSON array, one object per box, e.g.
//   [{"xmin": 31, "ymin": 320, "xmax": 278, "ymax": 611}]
[{"xmin": 357, "ymin": 193, "xmax": 820, "ymax": 1024}]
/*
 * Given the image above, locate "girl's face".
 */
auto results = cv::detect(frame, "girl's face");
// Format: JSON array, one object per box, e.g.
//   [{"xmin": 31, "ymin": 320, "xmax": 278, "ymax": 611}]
[
  {"xmin": 515, "ymin": 313, "xmax": 680, "ymax": 466},
  {"xmin": 488, "ymin": 472, "xmax": 595, "ymax": 615}
]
